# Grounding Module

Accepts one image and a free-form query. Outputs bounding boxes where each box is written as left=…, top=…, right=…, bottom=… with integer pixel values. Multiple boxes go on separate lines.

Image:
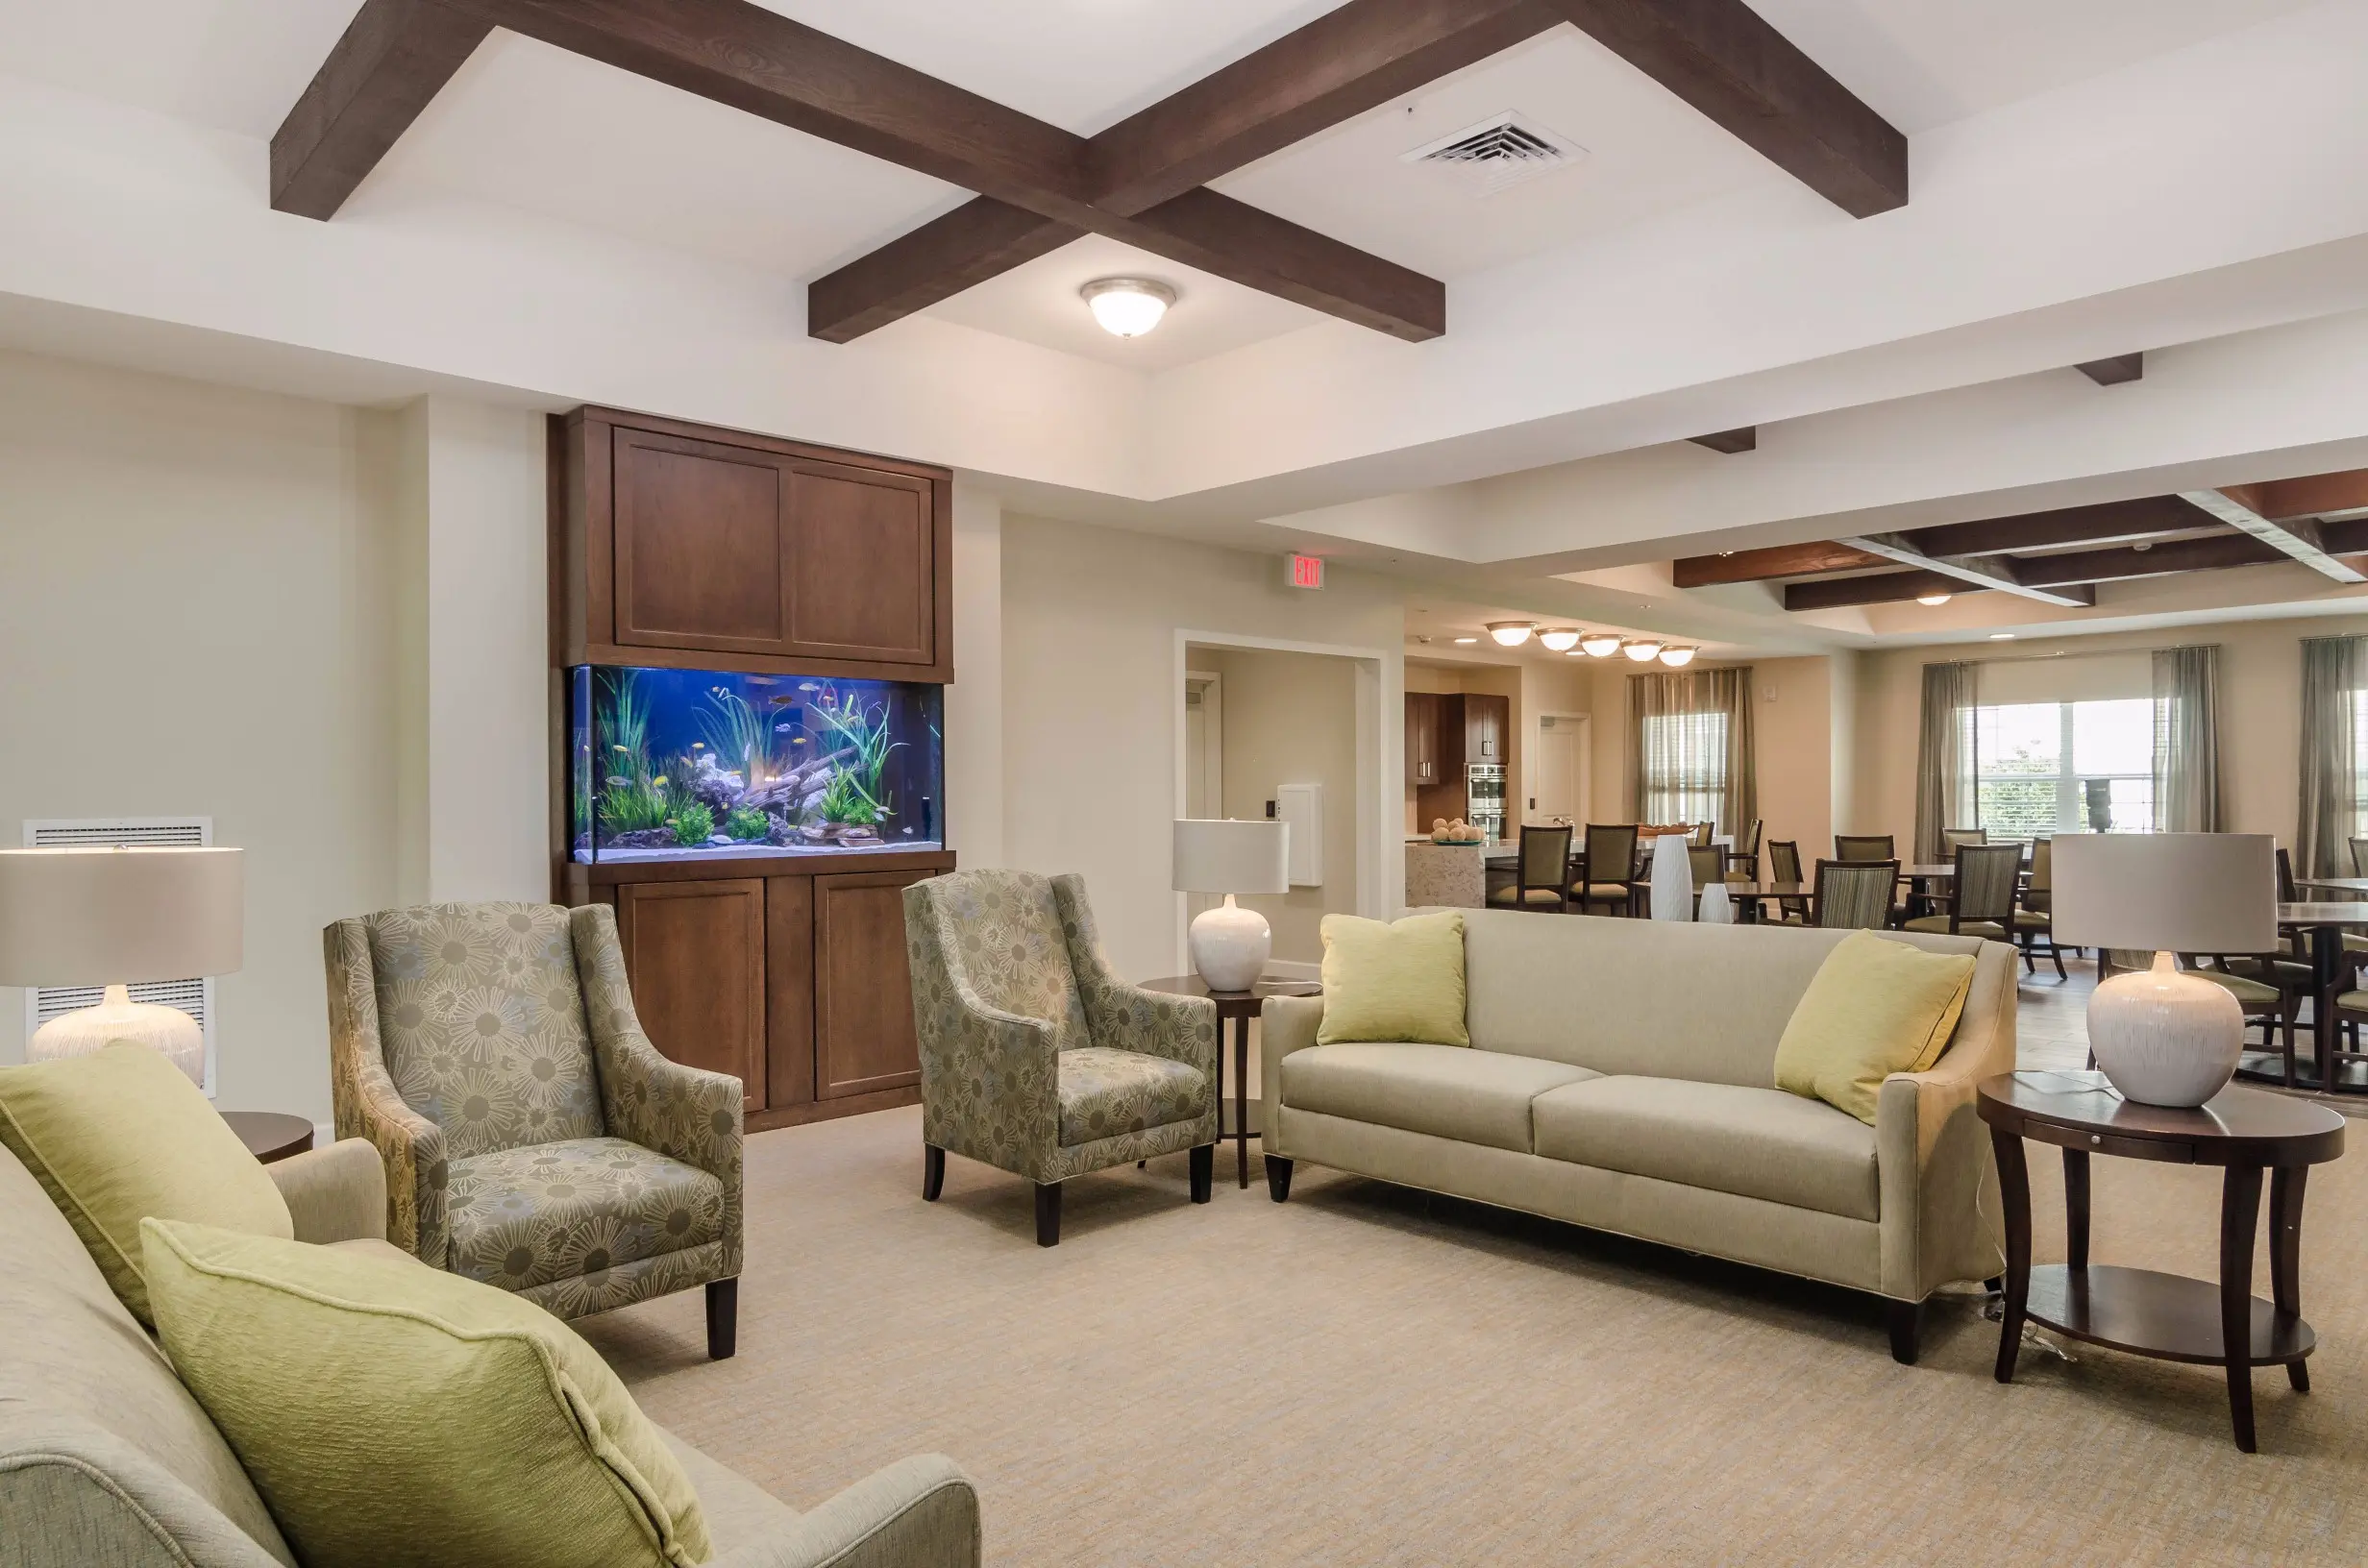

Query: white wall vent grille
left=21, top=817, right=217, bottom=1097
left=1402, top=113, right=1587, bottom=197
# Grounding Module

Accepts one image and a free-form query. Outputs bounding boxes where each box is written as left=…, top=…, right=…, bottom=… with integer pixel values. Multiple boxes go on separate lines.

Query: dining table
left=2230, top=900, right=2368, bottom=1094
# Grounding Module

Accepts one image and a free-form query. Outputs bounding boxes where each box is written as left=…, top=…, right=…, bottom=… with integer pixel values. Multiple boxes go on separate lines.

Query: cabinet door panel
left=813, top=870, right=926, bottom=1100
left=764, top=876, right=816, bottom=1113
left=615, top=879, right=766, bottom=1111
left=785, top=461, right=934, bottom=664
left=612, top=430, right=792, bottom=653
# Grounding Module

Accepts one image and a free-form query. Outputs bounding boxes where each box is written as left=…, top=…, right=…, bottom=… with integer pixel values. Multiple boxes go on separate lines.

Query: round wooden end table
left=1140, top=976, right=1321, bottom=1190
left=1977, top=1071, right=2345, bottom=1452
left=220, top=1111, right=316, bottom=1165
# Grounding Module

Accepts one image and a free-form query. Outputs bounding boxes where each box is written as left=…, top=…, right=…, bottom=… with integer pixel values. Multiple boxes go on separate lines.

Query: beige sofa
left=1260, top=913, right=2015, bottom=1360
left=0, top=1136, right=979, bottom=1568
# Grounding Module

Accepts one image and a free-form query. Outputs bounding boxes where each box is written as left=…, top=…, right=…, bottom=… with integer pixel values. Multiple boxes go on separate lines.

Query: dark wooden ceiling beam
left=269, top=0, right=494, bottom=219
left=1672, top=540, right=1884, bottom=587
left=1104, top=188, right=1443, bottom=340
left=2075, top=353, right=2144, bottom=386
left=1839, top=532, right=2096, bottom=606
left=2179, top=490, right=2368, bottom=584
left=2013, top=533, right=2282, bottom=585
left=1540, top=0, right=1907, bottom=217
left=1688, top=428, right=1756, bottom=454
left=1900, top=496, right=2213, bottom=557
left=809, top=200, right=1081, bottom=345
left=1785, top=572, right=2097, bottom=612
left=2222, top=469, right=2368, bottom=522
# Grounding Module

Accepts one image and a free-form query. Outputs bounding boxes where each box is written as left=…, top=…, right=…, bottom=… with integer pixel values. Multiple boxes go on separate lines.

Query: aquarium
left=571, top=666, right=943, bottom=863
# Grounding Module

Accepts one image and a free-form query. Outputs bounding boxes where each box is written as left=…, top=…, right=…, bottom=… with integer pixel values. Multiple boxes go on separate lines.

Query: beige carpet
left=585, top=1082, right=2368, bottom=1566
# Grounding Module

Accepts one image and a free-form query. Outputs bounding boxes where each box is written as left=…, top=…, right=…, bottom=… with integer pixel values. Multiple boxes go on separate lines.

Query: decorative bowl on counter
left=1428, top=818, right=1487, bottom=845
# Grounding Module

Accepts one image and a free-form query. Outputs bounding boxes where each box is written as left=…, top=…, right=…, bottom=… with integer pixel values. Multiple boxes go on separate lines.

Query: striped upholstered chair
left=1810, top=859, right=1898, bottom=930
left=323, top=902, right=744, bottom=1356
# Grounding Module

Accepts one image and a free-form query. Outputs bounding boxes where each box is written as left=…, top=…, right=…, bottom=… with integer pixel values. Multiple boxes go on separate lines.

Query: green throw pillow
left=1774, top=931, right=1977, bottom=1124
left=141, top=1219, right=711, bottom=1568
left=1316, top=911, right=1468, bottom=1046
left=0, top=1041, right=292, bottom=1326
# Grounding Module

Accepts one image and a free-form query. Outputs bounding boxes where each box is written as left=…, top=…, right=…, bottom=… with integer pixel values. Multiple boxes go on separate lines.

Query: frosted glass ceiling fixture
left=1579, top=632, right=1623, bottom=658
left=1081, top=277, right=1176, bottom=338
left=1452, top=636, right=1478, bottom=645
left=1486, top=622, right=1535, bottom=647
left=1538, top=628, right=1581, bottom=652
left=1916, top=592, right=1953, bottom=606
left=1658, top=646, right=1697, bottom=667
left=1620, top=639, right=1664, bottom=662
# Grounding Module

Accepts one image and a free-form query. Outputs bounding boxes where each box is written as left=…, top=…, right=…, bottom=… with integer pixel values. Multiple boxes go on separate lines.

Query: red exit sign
left=1285, top=552, right=1325, bottom=589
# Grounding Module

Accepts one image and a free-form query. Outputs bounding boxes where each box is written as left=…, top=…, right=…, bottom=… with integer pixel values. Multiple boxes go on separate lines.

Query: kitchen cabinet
left=1465, top=694, right=1508, bottom=765
left=1406, top=692, right=1445, bottom=787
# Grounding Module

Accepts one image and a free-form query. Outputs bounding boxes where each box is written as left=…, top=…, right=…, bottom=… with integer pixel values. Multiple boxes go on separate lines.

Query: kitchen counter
left=1404, top=839, right=1484, bottom=909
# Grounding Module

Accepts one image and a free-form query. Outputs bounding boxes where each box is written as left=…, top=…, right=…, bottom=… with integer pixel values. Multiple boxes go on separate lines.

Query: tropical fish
left=775, top=723, right=795, bottom=733
left=797, top=681, right=820, bottom=692
left=604, top=775, right=629, bottom=787
left=748, top=676, right=778, bottom=686
left=653, top=776, right=668, bottom=787
left=691, top=741, right=705, bottom=749
left=792, top=736, right=808, bottom=745
left=611, top=745, right=629, bottom=753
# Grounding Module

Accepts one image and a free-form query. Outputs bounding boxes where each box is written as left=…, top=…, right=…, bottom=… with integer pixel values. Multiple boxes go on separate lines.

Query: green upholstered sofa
left=1260, top=911, right=2016, bottom=1362
left=0, top=1135, right=980, bottom=1568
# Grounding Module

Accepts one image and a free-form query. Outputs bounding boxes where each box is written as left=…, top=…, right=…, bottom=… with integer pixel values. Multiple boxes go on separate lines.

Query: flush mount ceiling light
left=1658, top=646, right=1697, bottom=667
left=1538, top=628, right=1582, bottom=652
left=1452, top=636, right=1477, bottom=645
left=1916, top=592, right=1953, bottom=606
left=1486, top=621, right=1536, bottom=648
left=1621, top=639, right=1664, bottom=662
left=1080, top=277, right=1176, bottom=338
left=1579, top=632, right=1623, bottom=658
left=1989, top=632, right=2016, bottom=640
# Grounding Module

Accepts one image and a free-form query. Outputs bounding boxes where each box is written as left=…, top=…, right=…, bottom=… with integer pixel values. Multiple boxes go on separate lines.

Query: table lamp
left=0, top=846, right=244, bottom=1086
left=2052, top=833, right=2274, bottom=1107
left=1172, top=819, right=1290, bottom=992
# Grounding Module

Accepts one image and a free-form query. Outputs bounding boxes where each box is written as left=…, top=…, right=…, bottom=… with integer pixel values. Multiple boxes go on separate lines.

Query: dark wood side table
left=220, top=1111, right=315, bottom=1165
left=1142, top=975, right=1322, bottom=1189
left=1978, top=1072, right=2345, bottom=1452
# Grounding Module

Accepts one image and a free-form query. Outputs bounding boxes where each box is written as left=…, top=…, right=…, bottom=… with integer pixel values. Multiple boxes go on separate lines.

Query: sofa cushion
left=445, top=1137, right=725, bottom=1294
left=0, top=1041, right=293, bottom=1327
left=1317, top=911, right=1468, bottom=1046
left=1281, top=1043, right=1597, bottom=1153
left=142, top=1217, right=711, bottom=1568
left=1774, top=930, right=1975, bottom=1124
left=1057, top=1047, right=1208, bottom=1147
left=1531, top=1076, right=1879, bottom=1221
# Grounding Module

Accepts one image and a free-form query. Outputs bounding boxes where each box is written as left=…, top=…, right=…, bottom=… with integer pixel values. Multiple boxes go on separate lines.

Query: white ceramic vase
left=1649, top=835, right=1694, bottom=921
left=1188, top=894, right=1271, bottom=992
left=1697, top=880, right=1735, bottom=924
left=2086, top=951, right=2244, bottom=1107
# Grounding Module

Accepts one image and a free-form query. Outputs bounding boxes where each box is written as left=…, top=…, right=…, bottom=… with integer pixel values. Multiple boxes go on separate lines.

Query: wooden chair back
left=1582, top=822, right=1640, bottom=889
left=1687, top=845, right=1725, bottom=887
left=1940, top=827, right=1987, bottom=850
left=1953, top=842, right=2025, bottom=926
left=1835, top=834, right=1895, bottom=863
left=1813, top=859, right=1898, bottom=930
left=2351, top=836, right=2368, bottom=876
left=1516, top=824, right=1573, bottom=900
left=1768, top=840, right=1803, bottom=885
left=1690, top=821, right=1714, bottom=846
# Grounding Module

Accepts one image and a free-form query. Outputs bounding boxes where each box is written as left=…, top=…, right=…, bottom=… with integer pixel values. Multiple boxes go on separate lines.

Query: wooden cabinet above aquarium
left=553, top=406, right=953, bottom=683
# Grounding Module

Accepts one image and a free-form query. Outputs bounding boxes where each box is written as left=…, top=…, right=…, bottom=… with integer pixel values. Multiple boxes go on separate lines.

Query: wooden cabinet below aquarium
left=568, top=848, right=952, bottom=1132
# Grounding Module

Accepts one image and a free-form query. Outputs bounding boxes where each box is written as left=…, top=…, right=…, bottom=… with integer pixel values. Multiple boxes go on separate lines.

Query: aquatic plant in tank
left=572, top=667, right=943, bottom=863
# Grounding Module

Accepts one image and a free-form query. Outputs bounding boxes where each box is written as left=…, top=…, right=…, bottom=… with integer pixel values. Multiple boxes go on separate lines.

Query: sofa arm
left=1259, top=994, right=1326, bottom=1149
left=268, top=1139, right=388, bottom=1245
left=706, top=1456, right=981, bottom=1568
left=1875, top=942, right=2017, bottom=1300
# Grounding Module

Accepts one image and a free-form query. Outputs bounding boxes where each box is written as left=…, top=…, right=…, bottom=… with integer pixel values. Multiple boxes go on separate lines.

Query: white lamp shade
left=0, top=847, right=244, bottom=986
left=1172, top=820, right=1289, bottom=895
left=2052, top=833, right=2275, bottom=955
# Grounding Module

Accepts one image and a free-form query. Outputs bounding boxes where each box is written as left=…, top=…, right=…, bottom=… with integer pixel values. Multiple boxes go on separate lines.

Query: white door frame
left=1172, top=629, right=1395, bottom=977
left=1184, top=670, right=1223, bottom=820
left=1533, top=711, right=1591, bottom=826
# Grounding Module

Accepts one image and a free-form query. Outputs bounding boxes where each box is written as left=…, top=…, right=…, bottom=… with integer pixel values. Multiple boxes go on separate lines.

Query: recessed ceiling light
left=1080, top=277, right=1176, bottom=338
left=1486, top=621, right=1535, bottom=648
left=1621, top=639, right=1664, bottom=662
left=1452, top=636, right=1478, bottom=645
left=1658, top=646, right=1697, bottom=667
left=1989, top=632, right=2015, bottom=640
left=1538, top=627, right=1582, bottom=652
left=1579, top=633, right=1622, bottom=657
left=1916, top=593, right=1953, bottom=606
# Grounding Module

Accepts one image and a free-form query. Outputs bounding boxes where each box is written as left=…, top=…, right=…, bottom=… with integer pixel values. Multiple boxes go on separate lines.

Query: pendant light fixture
left=1620, top=638, right=1664, bottom=662
left=1658, top=646, right=1697, bottom=667
left=1579, top=632, right=1623, bottom=658
left=1081, top=278, right=1177, bottom=338
left=1915, top=592, right=1953, bottom=606
left=1485, top=621, right=1536, bottom=648
left=1538, top=628, right=1582, bottom=652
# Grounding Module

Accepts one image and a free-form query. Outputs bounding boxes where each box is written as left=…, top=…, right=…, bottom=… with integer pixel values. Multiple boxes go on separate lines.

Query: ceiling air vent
left=1402, top=112, right=1587, bottom=197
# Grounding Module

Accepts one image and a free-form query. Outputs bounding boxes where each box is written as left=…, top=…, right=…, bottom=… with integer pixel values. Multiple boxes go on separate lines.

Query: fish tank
left=570, top=666, right=943, bottom=863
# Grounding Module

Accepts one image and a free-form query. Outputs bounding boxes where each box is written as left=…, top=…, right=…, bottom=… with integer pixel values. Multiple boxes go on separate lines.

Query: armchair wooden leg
left=1886, top=1297, right=1924, bottom=1365
left=1189, top=1144, right=1214, bottom=1204
left=1034, top=1182, right=1062, bottom=1247
left=922, top=1143, right=945, bottom=1201
left=705, top=1278, right=738, bottom=1360
left=1265, top=1155, right=1294, bottom=1202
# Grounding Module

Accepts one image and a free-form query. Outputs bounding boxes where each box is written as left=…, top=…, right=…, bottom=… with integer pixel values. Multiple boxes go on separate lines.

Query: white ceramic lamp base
left=1189, top=894, right=1271, bottom=993
left=2086, top=951, right=2243, bottom=1108
left=29, top=982, right=207, bottom=1088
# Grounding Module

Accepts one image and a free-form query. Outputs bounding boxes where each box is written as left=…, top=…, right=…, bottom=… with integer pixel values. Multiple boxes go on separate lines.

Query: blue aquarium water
left=571, top=667, right=943, bottom=863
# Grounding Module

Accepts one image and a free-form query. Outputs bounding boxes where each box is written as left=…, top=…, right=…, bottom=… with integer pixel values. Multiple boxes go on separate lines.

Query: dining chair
left=1810, top=859, right=1898, bottom=930
left=1834, top=834, right=1895, bottom=862
left=1939, top=827, right=1987, bottom=850
left=1488, top=824, right=1573, bottom=913
left=2179, top=954, right=2300, bottom=1087
left=2351, top=836, right=2368, bottom=876
left=1571, top=823, right=1641, bottom=916
left=1765, top=839, right=1808, bottom=925
left=1733, top=819, right=1764, bottom=880
left=1903, top=842, right=2022, bottom=940
left=2011, top=837, right=2067, bottom=979
left=1686, top=844, right=1726, bottom=891
left=1690, top=821, right=1714, bottom=846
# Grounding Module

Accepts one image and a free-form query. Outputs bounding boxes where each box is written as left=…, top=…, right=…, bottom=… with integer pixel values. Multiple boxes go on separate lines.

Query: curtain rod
left=1927, top=643, right=2218, bottom=669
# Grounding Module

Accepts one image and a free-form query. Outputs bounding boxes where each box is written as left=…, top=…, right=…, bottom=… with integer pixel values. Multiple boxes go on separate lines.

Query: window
left=1640, top=709, right=1729, bottom=827
left=2354, top=689, right=2368, bottom=834
left=1973, top=698, right=2154, bottom=836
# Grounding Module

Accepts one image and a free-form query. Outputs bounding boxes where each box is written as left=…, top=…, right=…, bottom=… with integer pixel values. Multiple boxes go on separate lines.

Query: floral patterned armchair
left=322, top=902, right=744, bottom=1356
left=902, top=870, right=1219, bottom=1246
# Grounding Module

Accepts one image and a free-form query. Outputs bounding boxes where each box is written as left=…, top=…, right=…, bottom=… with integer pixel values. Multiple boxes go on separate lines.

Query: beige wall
left=1751, top=656, right=1837, bottom=862
left=1193, top=647, right=1361, bottom=966
left=0, top=351, right=407, bottom=1117
left=1849, top=615, right=2368, bottom=852
left=1000, top=513, right=1404, bottom=982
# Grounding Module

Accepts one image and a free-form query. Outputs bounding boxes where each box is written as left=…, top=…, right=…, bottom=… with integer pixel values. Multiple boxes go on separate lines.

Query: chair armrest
left=322, top=919, right=450, bottom=1266
left=268, top=1139, right=388, bottom=1244
left=1874, top=942, right=2016, bottom=1300
left=1077, top=968, right=1219, bottom=1077
left=1259, top=994, right=1326, bottom=1148
left=706, top=1456, right=981, bottom=1568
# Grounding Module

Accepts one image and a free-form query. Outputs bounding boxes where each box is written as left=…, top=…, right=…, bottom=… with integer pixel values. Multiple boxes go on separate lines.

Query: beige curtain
left=1913, top=661, right=1979, bottom=864
left=2297, top=635, right=2368, bottom=877
left=2151, top=645, right=2223, bottom=833
left=1629, top=667, right=1755, bottom=836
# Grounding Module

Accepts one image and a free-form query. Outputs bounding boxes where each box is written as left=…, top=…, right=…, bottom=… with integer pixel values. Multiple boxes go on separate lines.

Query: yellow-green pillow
left=140, top=1219, right=710, bottom=1568
left=0, top=1041, right=291, bottom=1325
left=1316, top=911, right=1468, bottom=1046
left=1774, top=931, right=1977, bottom=1124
